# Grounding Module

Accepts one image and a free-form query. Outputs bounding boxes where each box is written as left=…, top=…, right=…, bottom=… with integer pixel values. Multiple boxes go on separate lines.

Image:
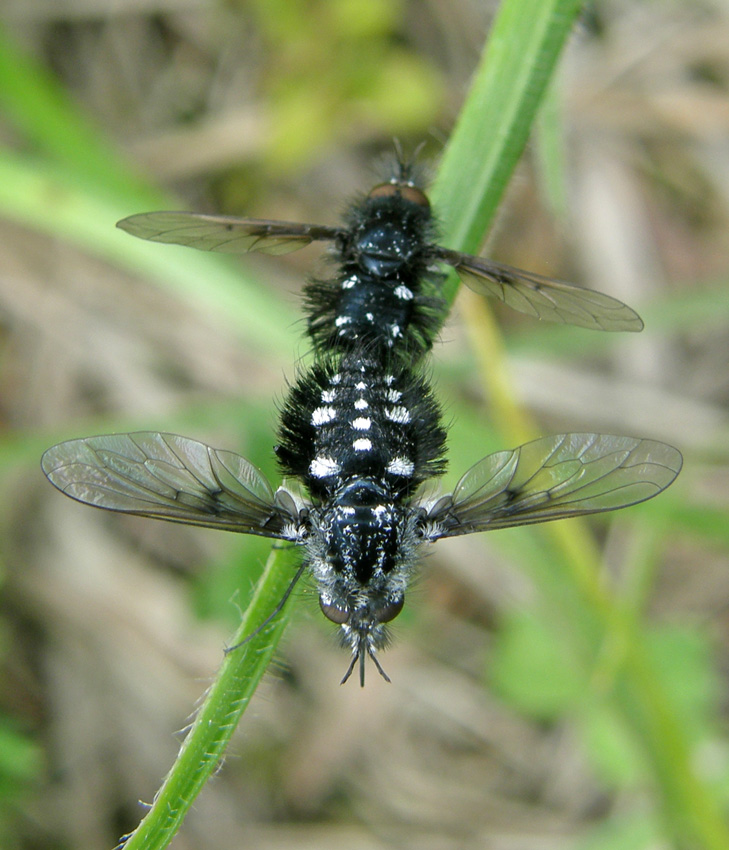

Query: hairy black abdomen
left=276, top=351, right=447, bottom=500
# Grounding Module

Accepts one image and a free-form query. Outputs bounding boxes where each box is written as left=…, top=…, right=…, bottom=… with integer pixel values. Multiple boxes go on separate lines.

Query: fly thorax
left=350, top=198, right=429, bottom=278
left=324, top=480, right=401, bottom=583
left=304, top=477, right=422, bottom=636
left=311, top=482, right=412, bottom=658
left=355, top=222, right=416, bottom=277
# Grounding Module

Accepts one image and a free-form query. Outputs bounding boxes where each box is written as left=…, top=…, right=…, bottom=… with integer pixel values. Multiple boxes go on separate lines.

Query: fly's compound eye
left=373, top=596, right=404, bottom=624
left=319, top=596, right=350, bottom=625
left=367, top=182, right=430, bottom=211
left=399, top=185, right=430, bottom=209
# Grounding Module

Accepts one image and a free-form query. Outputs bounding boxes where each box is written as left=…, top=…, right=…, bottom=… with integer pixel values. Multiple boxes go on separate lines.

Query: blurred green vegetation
left=248, top=0, right=444, bottom=169
left=0, top=2, right=727, bottom=850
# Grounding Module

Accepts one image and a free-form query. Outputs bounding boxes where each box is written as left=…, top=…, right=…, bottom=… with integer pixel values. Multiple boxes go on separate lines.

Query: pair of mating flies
left=42, top=155, right=681, bottom=685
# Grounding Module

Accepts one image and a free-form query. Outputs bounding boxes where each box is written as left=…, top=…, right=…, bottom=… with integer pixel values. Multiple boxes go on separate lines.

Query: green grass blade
left=0, top=21, right=153, bottom=202
left=0, top=150, right=297, bottom=355
left=423, top=1, right=729, bottom=847
left=431, top=0, right=583, bottom=271
left=120, top=544, right=299, bottom=850
left=110, top=6, right=593, bottom=847
left=0, top=22, right=298, bottom=355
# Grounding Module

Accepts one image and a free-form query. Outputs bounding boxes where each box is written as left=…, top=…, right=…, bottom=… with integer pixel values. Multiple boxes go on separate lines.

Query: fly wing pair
left=117, top=211, right=643, bottom=332
left=420, top=433, right=681, bottom=539
left=41, top=432, right=304, bottom=539
left=42, top=432, right=681, bottom=541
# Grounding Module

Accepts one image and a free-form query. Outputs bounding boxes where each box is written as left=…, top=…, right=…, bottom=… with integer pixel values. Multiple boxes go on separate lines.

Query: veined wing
left=423, top=433, right=681, bottom=539
left=117, top=212, right=343, bottom=256
left=436, top=248, right=644, bottom=332
left=41, top=432, right=304, bottom=538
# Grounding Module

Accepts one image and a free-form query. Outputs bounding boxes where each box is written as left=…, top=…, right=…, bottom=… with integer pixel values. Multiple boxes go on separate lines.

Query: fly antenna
left=340, top=651, right=359, bottom=685
left=339, top=642, right=391, bottom=686
left=368, top=645, right=391, bottom=684
left=392, top=139, right=427, bottom=183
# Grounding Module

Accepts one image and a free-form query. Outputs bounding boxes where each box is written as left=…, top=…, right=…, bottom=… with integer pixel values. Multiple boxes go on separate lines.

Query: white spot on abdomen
left=312, top=406, right=336, bottom=425
left=309, top=456, right=340, bottom=477
left=387, top=457, right=414, bottom=476
left=386, top=406, right=410, bottom=424
left=353, top=438, right=372, bottom=452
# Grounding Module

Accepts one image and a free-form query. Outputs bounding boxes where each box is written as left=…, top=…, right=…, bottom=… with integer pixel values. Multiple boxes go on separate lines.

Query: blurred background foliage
left=0, top=1, right=727, bottom=849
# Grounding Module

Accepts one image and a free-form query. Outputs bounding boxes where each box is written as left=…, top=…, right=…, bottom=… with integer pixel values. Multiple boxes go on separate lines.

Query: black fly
left=117, top=154, right=644, bottom=351
left=42, top=426, right=681, bottom=685
left=42, top=151, right=679, bottom=685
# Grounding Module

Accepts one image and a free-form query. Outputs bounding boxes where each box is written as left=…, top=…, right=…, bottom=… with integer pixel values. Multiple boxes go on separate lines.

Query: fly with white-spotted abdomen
left=117, top=149, right=646, bottom=356
left=41, top=425, right=683, bottom=685
left=274, top=348, right=447, bottom=683
left=42, top=149, right=684, bottom=685
left=302, top=165, right=447, bottom=358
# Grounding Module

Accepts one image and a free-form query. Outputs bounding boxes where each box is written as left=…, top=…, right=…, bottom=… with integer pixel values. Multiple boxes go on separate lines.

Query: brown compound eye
left=367, top=182, right=399, bottom=200
left=374, top=596, right=404, bottom=624
left=319, top=596, right=350, bottom=624
left=367, top=182, right=430, bottom=210
left=398, top=185, right=430, bottom=209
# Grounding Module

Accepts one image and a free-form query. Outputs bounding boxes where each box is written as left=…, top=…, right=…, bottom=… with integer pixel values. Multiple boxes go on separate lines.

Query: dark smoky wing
left=117, top=212, right=343, bottom=256
left=436, top=248, right=644, bottom=332
left=41, top=432, right=303, bottom=538
left=423, top=433, right=681, bottom=539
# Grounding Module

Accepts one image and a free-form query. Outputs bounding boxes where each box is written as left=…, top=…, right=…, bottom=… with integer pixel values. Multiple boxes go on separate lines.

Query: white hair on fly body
left=386, top=457, right=414, bottom=476
left=312, top=406, right=337, bottom=425
left=309, top=455, right=341, bottom=477
left=386, top=406, right=410, bottom=424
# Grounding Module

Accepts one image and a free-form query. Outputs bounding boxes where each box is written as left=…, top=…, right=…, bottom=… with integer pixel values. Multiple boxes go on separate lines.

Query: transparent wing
left=41, top=432, right=304, bottom=538
left=423, top=433, right=681, bottom=539
left=436, top=248, right=644, bottom=332
left=117, top=212, right=343, bottom=255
